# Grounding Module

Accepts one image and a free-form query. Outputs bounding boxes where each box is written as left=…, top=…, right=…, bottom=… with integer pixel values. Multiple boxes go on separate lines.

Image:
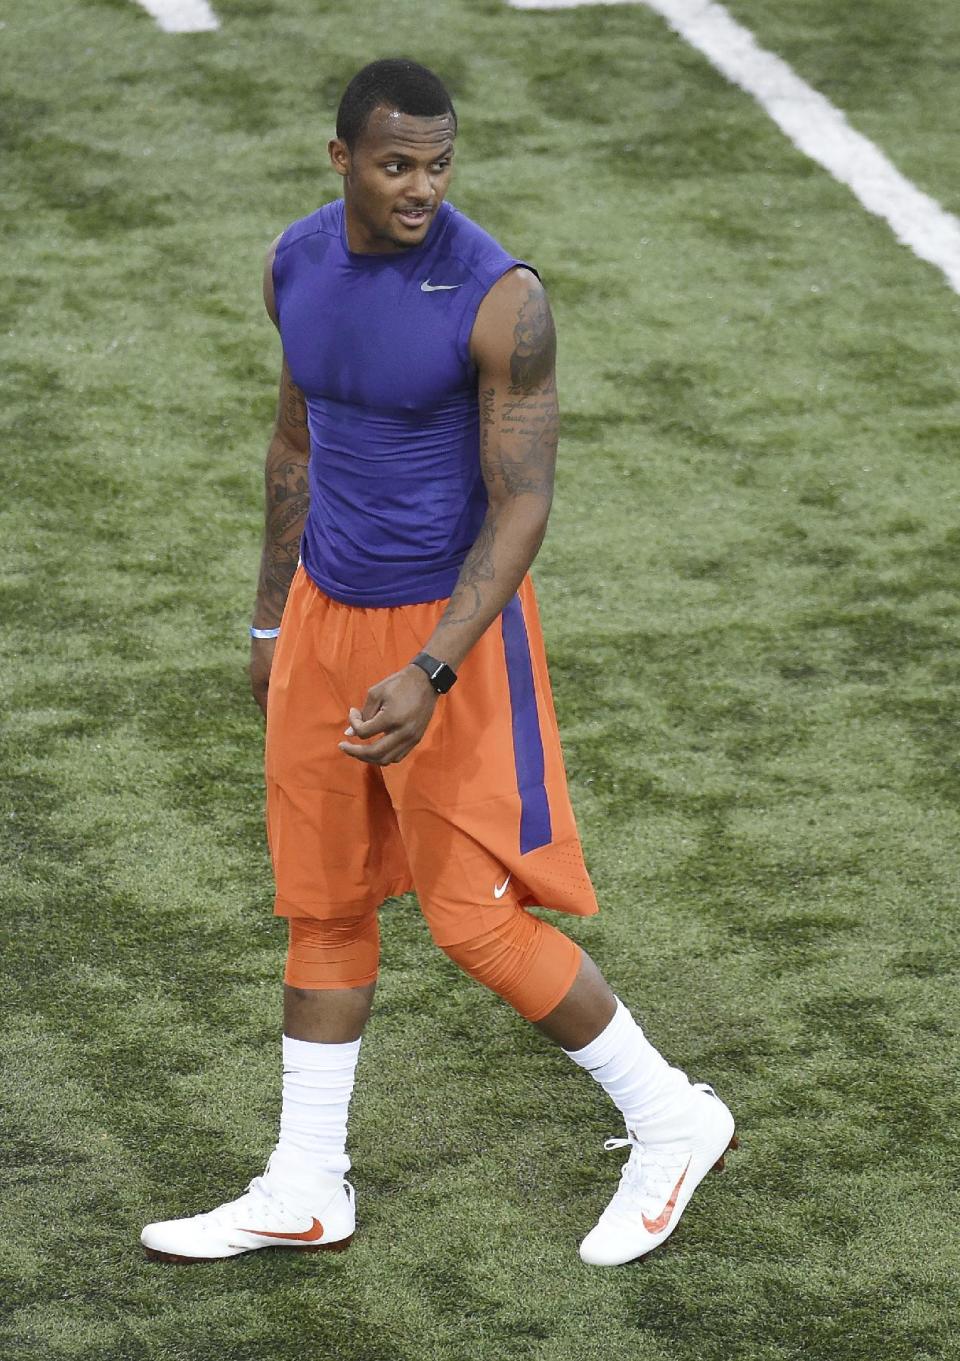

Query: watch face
left=412, top=652, right=457, bottom=693
left=432, top=663, right=456, bottom=694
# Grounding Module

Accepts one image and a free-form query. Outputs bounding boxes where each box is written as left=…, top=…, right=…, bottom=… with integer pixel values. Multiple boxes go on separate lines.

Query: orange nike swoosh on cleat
left=642, top=1160, right=691, bottom=1234
left=239, top=1218, right=325, bottom=1242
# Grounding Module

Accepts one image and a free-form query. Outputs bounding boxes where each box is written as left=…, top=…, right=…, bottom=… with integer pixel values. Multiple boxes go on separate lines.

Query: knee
left=285, top=912, right=380, bottom=990
left=439, top=910, right=581, bottom=1023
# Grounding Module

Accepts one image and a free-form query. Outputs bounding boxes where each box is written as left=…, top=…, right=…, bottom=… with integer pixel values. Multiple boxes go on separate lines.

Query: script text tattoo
left=497, top=284, right=558, bottom=500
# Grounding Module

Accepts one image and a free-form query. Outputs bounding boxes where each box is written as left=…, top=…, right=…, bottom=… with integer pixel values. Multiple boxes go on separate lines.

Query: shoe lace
left=602, top=1135, right=685, bottom=1210
left=212, top=1172, right=351, bottom=1230
left=211, top=1176, right=283, bottom=1229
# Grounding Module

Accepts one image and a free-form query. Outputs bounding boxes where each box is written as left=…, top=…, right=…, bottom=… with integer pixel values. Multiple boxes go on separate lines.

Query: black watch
left=410, top=652, right=458, bottom=694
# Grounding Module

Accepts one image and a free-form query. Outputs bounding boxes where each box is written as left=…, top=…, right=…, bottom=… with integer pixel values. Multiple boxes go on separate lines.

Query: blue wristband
left=250, top=626, right=280, bottom=639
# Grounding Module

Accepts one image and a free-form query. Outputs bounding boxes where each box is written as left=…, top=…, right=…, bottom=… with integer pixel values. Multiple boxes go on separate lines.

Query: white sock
left=263, top=1034, right=360, bottom=1205
left=564, top=999, right=692, bottom=1133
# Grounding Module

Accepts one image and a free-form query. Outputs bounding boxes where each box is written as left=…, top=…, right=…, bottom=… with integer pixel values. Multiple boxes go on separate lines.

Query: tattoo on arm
left=257, top=445, right=309, bottom=614
left=436, top=512, right=499, bottom=628
left=482, top=285, right=559, bottom=501
left=430, top=281, right=558, bottom=640
left=479, top=289, right=561, bottom=503
left=280, top=371, right=306, bottom=433
left=256, top=366, right=309, bottom=618
left=509, top=286, right=557, bottom=395
left=494, top=391, right=558, bottom=497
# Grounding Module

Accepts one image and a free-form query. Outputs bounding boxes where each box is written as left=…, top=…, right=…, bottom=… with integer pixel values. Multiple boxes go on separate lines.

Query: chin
left=388, top=228, right=427, bottom=250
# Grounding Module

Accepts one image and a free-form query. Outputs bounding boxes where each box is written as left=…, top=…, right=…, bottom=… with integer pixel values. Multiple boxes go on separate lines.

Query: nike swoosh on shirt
left=493, top=875, right=512, bottom=899
left=641, top=1160, right=691, bottom=1235
left=421, top=280, right=461, bottom=292
left=238, top=1218, right=325, bottom=1242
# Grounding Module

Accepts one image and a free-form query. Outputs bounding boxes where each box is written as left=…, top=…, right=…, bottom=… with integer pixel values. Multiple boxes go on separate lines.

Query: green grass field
left=3, top=1, right=960, bottom=1357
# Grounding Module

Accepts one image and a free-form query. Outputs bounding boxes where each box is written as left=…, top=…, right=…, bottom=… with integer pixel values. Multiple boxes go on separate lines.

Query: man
left=141, top=58, right=735, bottom=1268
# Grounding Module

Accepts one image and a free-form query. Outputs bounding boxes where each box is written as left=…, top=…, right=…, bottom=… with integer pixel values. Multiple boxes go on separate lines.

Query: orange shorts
left=265, top=567, right=599, bottom=947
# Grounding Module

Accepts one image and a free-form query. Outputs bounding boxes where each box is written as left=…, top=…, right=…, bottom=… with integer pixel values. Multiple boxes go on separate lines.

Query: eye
left=384, top=161, right=406, bottom=175
left=432, top=159, right=451, bottom=173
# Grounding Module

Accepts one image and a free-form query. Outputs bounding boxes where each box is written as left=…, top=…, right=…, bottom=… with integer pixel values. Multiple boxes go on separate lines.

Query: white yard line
left=131, top=0, right=219, bottom=32
left=509, top=0, right=960, bottom=293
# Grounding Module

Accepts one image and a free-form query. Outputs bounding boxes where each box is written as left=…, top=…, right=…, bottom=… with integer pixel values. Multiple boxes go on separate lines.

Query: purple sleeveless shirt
left=272, top=199, right=526, bottom=607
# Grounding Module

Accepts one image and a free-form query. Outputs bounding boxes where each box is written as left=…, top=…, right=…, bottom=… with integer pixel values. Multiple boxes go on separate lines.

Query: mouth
left=395, top=206, right=432, bottom=229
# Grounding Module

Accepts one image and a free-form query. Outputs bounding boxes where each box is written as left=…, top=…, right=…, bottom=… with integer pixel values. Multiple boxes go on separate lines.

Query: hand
left=339, top=665, right=439, bottom=765
left=249, top=635, right=277, bottom=717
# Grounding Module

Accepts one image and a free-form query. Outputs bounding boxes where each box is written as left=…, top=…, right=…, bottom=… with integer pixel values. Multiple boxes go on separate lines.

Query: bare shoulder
left=263, top=232, right=284, bottom=327
left=471, top=267, right=556, bottom=393
left=487, top=264, right=545, bottom=308
left=473, top=266, right=548, bottom=339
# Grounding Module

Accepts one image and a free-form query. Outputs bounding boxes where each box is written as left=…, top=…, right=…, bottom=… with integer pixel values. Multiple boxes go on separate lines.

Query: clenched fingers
left=338, top=731, right=418, bottom=765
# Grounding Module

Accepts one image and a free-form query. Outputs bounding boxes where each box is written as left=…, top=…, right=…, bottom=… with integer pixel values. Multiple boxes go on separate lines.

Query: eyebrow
left=380, top=143, right=455, bottom=161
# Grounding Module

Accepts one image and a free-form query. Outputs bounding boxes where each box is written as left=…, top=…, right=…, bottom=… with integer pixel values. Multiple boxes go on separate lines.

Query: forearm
left=252, top=433, right=310, bottom=628
left=421, top=495, right=551, bottom=669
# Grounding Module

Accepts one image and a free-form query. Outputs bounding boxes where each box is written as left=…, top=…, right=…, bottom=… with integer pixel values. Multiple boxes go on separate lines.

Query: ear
left=328, top=138, right=350, bottom=179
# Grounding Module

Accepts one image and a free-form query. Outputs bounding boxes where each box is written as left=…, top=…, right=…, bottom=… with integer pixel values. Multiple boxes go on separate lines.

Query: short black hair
left=336, top=58, right=457, bottom=149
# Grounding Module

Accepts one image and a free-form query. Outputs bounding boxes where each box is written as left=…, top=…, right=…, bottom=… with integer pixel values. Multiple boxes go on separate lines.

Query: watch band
left=410, top=651, right=458, bottom=694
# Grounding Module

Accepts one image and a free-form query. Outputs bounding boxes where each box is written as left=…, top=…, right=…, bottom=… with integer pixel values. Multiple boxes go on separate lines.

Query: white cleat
left=579, top=1083, right=737, bottom=1266
left=141, top=1173, right=355, bottom=1263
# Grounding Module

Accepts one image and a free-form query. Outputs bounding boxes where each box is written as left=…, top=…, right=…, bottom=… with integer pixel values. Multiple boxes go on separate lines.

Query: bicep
left=472, top=269, right=558, bottom=505
left=263, top=234, right=309, bottom=455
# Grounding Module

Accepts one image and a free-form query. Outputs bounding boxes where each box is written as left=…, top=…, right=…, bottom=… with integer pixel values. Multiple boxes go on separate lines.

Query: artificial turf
left=2, top=1, right=959, bottom=1357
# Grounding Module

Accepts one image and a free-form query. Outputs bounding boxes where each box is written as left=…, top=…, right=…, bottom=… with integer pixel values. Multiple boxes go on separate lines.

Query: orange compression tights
left=437, top=910, right=582, bottom=1023
left=285, top=906, right=581, bottom=1024
left=285, top=913, right=381, bottom=991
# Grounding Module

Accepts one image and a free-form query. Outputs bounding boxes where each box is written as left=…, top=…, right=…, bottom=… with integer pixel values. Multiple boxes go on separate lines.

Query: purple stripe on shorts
left=501, top=594, right=553, bottom=855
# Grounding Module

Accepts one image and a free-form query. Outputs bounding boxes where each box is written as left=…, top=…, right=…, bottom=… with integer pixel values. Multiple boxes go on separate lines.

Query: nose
left=409, top=167, right=433, bottom=203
